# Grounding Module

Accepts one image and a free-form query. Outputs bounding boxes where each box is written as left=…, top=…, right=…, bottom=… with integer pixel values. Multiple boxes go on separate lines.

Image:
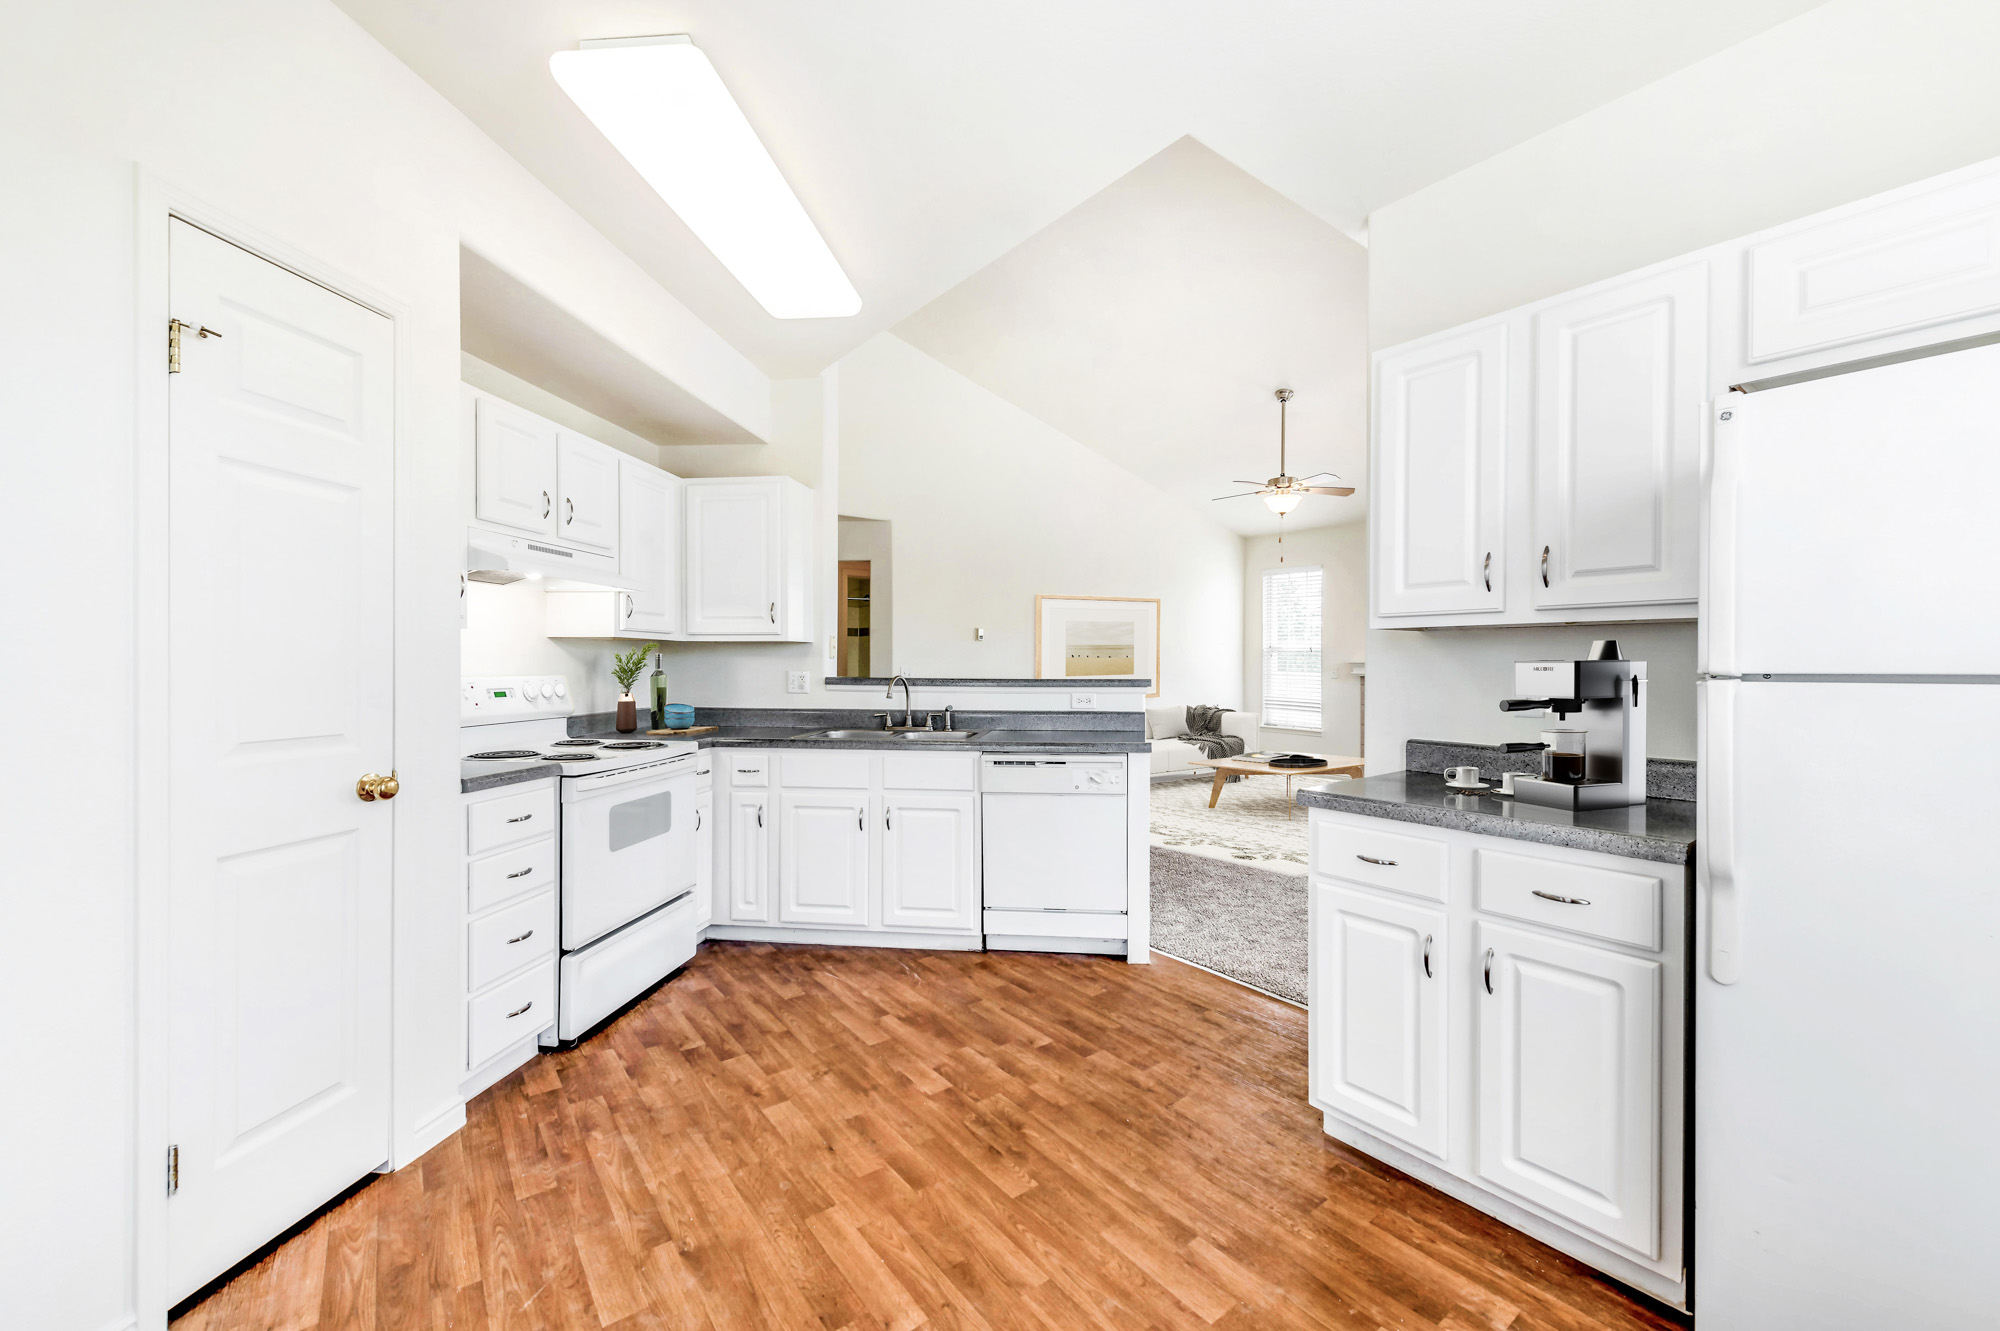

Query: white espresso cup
left=1445, top=765, right=1482, bottom=786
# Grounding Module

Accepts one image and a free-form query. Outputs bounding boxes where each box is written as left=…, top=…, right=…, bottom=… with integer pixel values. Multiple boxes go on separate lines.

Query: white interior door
left=1477, top=921, right=1660, bottom=1258
left=166, top=219, right=394, bottom=1300
left=556, top=429, right=619, bottom=552
left=1372, top=322, right=1508, bottom=617
left=472, top=394, right=556, bottom=536
left=1310, top=883, right=1447, bottom=1158
left=685, top=480, right=781, bottom=635
left=1709, top=343, right=2000, bottom=674
left=1532, top=263, right=1704, bottom=609
left=881, top=793, right=977, bottom=931
left=779, top=791, right=871, bottom=926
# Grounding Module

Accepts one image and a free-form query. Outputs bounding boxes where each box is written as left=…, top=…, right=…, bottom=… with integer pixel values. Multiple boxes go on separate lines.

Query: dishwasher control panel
left=981, top=757, right=1126, bottom=794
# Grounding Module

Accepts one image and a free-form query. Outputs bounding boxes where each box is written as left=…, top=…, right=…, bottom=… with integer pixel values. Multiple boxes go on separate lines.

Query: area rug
left=1149, top=773, right=1348, bottom=873
left=1150, top=846, right=1308, bottom=1006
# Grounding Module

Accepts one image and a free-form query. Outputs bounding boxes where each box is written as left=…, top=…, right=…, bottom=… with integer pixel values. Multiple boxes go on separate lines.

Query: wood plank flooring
left=172, top=943, right=1681, bottom=1330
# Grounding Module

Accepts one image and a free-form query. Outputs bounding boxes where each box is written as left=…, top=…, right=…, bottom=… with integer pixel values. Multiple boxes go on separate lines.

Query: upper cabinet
left=1373, top=322, right=1509, bottom=619
left=473, top=395, right=558, bottom=537
left=684, top=477, right=813, bottom=641
left=1531, top=264, right=1705, bottom=610
left=554, top=430, right=619, bottom=552
left=616, top=458, right=681, bottom=637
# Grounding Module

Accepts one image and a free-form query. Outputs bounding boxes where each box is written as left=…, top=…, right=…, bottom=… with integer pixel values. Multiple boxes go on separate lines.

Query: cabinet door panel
left=1533, top=264, right=1703, bottom=608
left=618, top=458, right=680, bottom=636
left=556, top=430, right=619, bottom=552
left=779, top=792, right=870, bottom=927
left=1373, top=323, right=1508, bottom=617
left=685, top=480, right=781, bottom=636
left=881, top=794, right=977, bottom=932
left=1477, top=921, right=1661, bottom=1258
left=694, top=787, right=714, bottom=929
left=727, top=791, right=770, bottom=923
left=1311, top=883, right=1447, bottom=1158
left=473, top=396, right=557, bottom=536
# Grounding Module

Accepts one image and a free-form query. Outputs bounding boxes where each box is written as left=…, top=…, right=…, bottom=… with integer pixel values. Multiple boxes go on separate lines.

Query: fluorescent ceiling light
left=551, top=35, right=861, bottom=320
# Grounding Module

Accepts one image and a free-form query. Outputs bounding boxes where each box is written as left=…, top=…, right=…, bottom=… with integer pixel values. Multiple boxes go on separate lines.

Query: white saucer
left=1444, top=780, right=1491, bottom=792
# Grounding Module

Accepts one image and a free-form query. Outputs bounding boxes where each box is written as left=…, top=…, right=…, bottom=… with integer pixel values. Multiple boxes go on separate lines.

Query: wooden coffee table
left=1189, top=754, right=1366, bottom=817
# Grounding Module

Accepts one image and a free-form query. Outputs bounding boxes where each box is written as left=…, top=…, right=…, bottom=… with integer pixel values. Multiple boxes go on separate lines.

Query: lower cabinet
left=881, top=792, right=978, bottom=932
left=727, top=790, right=771, bottom=923
left=1477, top=921, right=1662, bottom=1258
left=1311, top=884, right=1447, bottom=1159
left=461, top=780, right=560, bottom=1090
left=780, top=790, right=871, bottom=926
left=693, top=780, right=714, bottom=929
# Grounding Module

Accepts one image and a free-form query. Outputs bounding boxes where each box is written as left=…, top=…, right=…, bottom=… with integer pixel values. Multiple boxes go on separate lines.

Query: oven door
left=560, top=756, right=698, bottom=950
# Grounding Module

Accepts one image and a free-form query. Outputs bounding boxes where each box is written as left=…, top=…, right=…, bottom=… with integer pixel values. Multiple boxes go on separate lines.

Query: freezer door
left=1697, top=680, right=2000, bottom=1329
left=1705, top=342, right=2000, bottom=675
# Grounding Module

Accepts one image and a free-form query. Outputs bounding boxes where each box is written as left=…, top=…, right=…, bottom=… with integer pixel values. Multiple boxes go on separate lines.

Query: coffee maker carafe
left=1498, top=641, right=1647, bottom=810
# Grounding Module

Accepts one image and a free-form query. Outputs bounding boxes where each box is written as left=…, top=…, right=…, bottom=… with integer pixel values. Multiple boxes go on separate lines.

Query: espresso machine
left=1498, top=640, right=1647, bottom=810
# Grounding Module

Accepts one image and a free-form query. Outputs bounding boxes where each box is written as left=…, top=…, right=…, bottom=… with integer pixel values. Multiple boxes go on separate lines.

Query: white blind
left=1261, top=566, right=1323, bottom=731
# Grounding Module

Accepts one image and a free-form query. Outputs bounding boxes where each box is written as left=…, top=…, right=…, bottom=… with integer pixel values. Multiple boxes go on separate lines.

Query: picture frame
left=1033, top=595, right=1160, bottom=697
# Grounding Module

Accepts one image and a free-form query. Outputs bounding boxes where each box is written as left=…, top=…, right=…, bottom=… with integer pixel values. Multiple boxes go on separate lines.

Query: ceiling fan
left=1215, top=388, right=1354, bottom=518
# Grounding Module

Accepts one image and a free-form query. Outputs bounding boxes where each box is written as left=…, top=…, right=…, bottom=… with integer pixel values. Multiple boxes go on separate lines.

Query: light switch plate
left=1070, top=692, right=1098, bottom=709
left=786, top=671, right=809, bottom=694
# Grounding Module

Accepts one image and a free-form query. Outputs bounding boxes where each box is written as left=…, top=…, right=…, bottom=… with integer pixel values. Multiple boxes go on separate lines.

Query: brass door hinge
left=168, top=318, right=222, bottom=374
left=167, top=1143, right=180, bottom=1196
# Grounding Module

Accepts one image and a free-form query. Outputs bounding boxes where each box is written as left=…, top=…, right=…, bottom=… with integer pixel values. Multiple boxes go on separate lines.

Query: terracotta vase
left=616, top=694, right=637, bottom=733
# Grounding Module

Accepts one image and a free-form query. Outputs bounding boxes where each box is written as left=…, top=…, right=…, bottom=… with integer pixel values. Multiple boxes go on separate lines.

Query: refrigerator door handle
left=1704, top=400, right=1742, bottom=676
left=1707, top=678, right=1741, bottom=984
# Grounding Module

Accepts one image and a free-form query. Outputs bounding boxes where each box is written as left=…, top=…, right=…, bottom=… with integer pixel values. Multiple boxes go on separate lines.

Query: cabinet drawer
left=466, top=785, right=555, bottom=854
left=882, top=751, right=977, bottom=791
left=724, top=753, right=769, bottom=787
left=1314, top=819, right=1448, bottom=902
left=469, top=890, right=557, bottom=991
left=468, top=959, right=554, bottom=1070
left=778, top=749, right=871, bottom=789
left=1476, top=849, right=1661, bottom=951
left=467, top=837, right=555, bottom=914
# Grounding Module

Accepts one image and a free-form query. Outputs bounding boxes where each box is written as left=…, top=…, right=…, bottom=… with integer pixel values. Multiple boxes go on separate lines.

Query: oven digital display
left=491, top=689, right=509, bottom=698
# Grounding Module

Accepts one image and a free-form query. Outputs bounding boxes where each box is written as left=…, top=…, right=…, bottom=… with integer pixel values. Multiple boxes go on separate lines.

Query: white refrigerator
left=1699, top=341, right=2000, bottom=1327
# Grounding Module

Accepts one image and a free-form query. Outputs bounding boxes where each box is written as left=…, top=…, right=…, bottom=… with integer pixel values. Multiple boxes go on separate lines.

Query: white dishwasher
left=981, top=755, right=1130, bottom=955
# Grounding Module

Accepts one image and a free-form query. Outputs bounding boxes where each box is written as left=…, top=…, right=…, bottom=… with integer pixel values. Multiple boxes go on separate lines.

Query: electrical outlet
left=975, top=626, right=985, bottom=641
left=786, top=671, right=809, bottom=695
left=1070, top=692, right=1098, bottom=710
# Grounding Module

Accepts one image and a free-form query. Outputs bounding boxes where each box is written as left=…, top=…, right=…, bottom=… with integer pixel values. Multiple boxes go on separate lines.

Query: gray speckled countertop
left=460, top=759, right=561, bottom=793
left=1296, top=771, right=1695, bottom=864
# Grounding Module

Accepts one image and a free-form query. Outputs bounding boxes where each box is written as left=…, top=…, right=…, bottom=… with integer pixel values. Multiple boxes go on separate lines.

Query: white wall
left=840, top=333, right=1244, bottom=702
left=1241, top=525, right=1368, bottom=756
left=0, top=3, right=768, bottom=1327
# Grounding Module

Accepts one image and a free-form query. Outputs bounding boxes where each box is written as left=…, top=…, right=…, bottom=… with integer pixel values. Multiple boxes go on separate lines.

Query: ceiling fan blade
left=1299, top=471, right=1345, bottom=482
left=1212, top=491, right=1267, bottom=501
left=1303, top=486, right=1356, bottom=496
left=1230, top=481, right=1270, bottom=488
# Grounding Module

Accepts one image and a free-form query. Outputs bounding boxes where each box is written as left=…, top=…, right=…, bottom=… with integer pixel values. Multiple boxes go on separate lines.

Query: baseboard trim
left=704, top=925, right=982, bottom=951
left=406, top=1098, right=468, bottom=1165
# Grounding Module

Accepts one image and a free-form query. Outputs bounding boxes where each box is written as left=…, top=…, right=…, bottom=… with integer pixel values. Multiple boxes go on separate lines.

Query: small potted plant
left=610, top=643, right=654, bottom=733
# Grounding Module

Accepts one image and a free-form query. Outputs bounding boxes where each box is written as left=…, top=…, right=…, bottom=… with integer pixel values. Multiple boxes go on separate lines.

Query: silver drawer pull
left=1484, top=948, right=1495, bottom=995
left=1531, top=890, right=1591, bottom=906
left=506, top=1000, right=534, bottom=1018
left=506, top=929, right=534, bottom=944
left=505, top=813, right=533, bottom=824
left=506, top=867, right=534, bottom=879
left=1357, top=854, right=1397, bottom=867
left=1422, top=934, right=1433, bottom=979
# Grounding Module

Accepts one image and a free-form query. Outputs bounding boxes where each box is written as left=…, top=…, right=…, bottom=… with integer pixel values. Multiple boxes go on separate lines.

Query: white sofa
left=1144, top=702, right=1259, bottom=782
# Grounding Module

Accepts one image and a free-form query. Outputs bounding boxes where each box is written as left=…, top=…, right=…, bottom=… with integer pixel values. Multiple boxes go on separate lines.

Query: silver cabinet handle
left=1483, top=551, right=1491, bottom=593
left=695, top=809, right=702, bottom=832
left=505, top=866, right=533, bottom=879
left=1422, top=934, right=1433, bottom=979
left=1357, top=854, right=1397, bottom=867
left=1541, top=545, right=1550, bottom=588
left=541, top=490, right=551, bottom=519
left=768, top=601, right=776, bottom=624
left=507, top=1000, right=534, bottom=1018
left=1484, top=948, right=1495, bottom=995
left=506, top=929, right=534, bottom=944
left=1531, top=890, right=1590, bottom=906
left=622, top=592, right=633, bottom=622
left=756, top=804, right=763, bottom=828
left=857, top=808, right=864, bottom=832
left=885, top=807, right=892, bottom=831
left=565, top=496, right=575, bottom=525
left=506, top=813, right=533, bottom=824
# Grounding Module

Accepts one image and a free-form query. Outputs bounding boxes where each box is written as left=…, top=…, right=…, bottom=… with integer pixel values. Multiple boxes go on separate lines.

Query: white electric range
left=461, top=676, right=700, bottom=1040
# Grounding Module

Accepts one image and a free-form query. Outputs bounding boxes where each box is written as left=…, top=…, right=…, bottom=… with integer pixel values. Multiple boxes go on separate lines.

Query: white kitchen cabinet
left=683, top=477, right=813, bottom=641
left=1477, top=921, right=1662, bottom=1259
left=1531, top=263, right=1705, bottom=610
left=555, top=429, right=619, bottom=552
left=543, top=455, right=682, bottom=640
left=460, top=779, right=559, bottom=1097
left=1372, top=321, right=1509, bottom=619
left=1311, top=882, right=1447, bottom=1159
left=473, top=395, right=558, bottom=537
left=693, top=776, right=714, bottom=931
left=779, top=791, right=871, bottom=927
left=726, top=790, right=771, bottom=923
left=880, top=792, right=978, bottom=932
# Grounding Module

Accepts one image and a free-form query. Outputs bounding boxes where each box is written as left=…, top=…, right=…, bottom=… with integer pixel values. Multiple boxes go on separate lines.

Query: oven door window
left=608, top=789, right=672, bottom=852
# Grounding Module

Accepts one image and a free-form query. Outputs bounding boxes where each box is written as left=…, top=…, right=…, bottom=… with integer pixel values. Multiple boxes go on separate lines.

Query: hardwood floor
left=173, top=943, right=1681, bottom=1330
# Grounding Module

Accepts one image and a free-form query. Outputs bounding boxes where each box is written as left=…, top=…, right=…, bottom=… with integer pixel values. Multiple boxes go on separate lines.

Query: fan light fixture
left=551, top=35, right=861, bottom=320
left=1215, top=389, right=1354, bottom=557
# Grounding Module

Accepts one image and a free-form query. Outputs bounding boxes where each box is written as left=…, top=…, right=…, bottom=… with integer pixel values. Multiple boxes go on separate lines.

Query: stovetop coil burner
left=601, top=740, right=666, bottom=750
left=544, top=752, right=602, bottom=762
left=467, top=749, right=541, bottom=761
left=550, top=739, right=602, bottom=747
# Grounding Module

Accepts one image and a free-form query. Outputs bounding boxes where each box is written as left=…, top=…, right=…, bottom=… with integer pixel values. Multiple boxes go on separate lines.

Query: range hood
left=464, top=526, right=627, bottom=590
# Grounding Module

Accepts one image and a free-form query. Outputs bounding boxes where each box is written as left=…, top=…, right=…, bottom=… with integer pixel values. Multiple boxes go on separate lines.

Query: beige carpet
left=1148, top=774, right=1350, bottom=876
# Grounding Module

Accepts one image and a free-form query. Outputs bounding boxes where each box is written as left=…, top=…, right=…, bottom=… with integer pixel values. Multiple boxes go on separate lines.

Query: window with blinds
left=1261, top=566, right=1323, bottom=731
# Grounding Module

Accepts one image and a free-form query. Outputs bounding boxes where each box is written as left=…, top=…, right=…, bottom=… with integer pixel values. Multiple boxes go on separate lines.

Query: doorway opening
left=836, top=516, right=891, bottom=677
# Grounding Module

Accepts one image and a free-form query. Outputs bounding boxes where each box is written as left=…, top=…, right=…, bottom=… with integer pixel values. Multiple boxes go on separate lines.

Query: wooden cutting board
left=646, top=726, right=719, bottom=736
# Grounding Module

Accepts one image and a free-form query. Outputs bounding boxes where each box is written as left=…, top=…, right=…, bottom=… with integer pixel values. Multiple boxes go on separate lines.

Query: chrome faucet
left=886, top=674, right=914, bottom=728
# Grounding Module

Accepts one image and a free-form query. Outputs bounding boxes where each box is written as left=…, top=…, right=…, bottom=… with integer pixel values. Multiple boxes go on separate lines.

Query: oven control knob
left=540, top=681, right=555, bottom=699
left=553, top=680, right=567, bottom=698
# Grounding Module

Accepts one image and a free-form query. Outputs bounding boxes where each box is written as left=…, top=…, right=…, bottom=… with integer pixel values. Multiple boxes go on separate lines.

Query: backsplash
left=1405, top=739, right=1696, bottom=802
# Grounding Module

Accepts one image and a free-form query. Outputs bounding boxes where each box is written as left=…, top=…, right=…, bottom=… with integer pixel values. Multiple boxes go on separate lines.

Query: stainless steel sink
left=900, top=730, right=979, bottom=740
left=786, top=728, right=983, bottom=741
left=790, top=728, right=894, bottom=740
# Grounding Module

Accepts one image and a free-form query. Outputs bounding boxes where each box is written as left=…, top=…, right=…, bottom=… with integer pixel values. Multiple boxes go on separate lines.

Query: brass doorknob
left=356, top=771, right=398, bottom=801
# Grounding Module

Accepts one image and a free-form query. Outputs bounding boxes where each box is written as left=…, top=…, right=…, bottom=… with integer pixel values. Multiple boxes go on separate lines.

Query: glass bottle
left=650, top=651, right=669, bottom=731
